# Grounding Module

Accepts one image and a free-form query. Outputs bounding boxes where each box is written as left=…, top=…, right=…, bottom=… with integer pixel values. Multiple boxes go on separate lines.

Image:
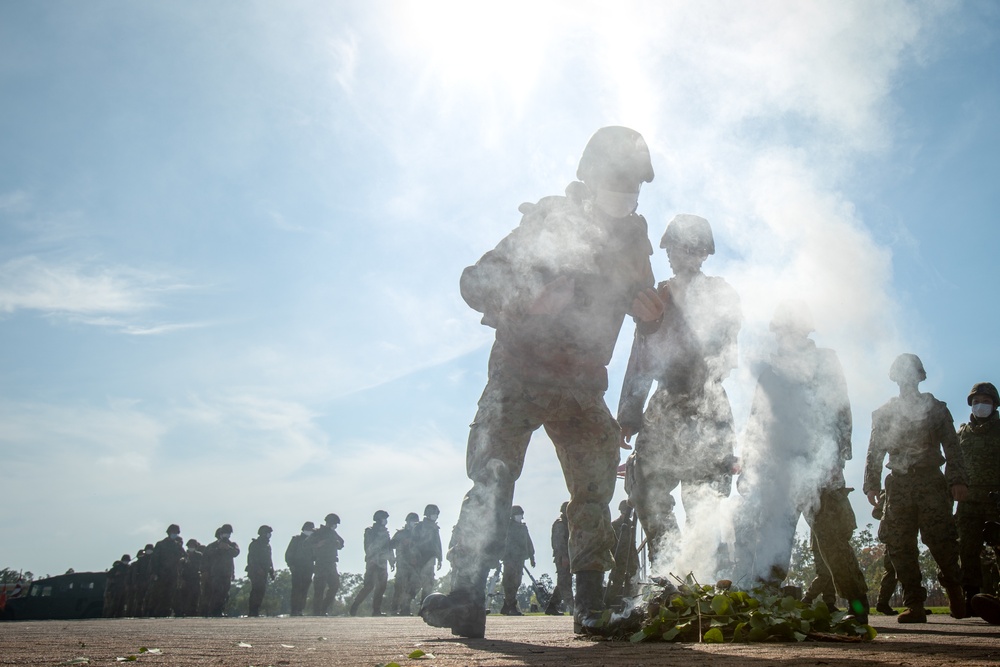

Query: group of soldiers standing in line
left=416, top=125, right=1000, bottom=640
left=101, top=505, right=444, bottom=619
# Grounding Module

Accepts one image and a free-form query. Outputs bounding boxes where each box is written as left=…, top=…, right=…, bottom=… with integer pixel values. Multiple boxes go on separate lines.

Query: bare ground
left=2, top=614, right=1000, bottom=667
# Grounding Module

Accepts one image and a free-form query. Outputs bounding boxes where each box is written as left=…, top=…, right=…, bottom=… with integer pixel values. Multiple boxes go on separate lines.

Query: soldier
left=128, top=544, right=155, bottom=617
left=413, top=504, right=443, bottom=606
left=246, top=525, right=276, bottom=617
left=175, top=539, right=203, bottom=617
left=349, top=510, right=396, bottom=616
left=956, top=382, right=1000, bottom=611
left=390, top=512, right=421, bottom=615
left=499, top=505, right=535, bottom=615
left=734, top=302, right=869, bottom=623
left=145, top=524, right=184, bottom=617
left=201, top=524, right=240, bottom=616
left=544, top=502, right=571, bottom=615
left=285, top=521, right=315, bottom=616
left=309, top=513, right=344, bottom=616
left=419, top=126, right=664, bottom=639
left=618, top=214, right=741, bottom=571
left=869, top=491, right=901, bottom=615
left=864, top=353, right=968, bottom=622
left=607, top=499, right=640, bottom=608
left=103, top=554, right=131, bottom=618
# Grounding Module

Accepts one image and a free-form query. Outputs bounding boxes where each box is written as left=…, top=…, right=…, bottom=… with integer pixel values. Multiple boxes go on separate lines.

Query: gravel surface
left=3, top=614, right=1000, bottom=666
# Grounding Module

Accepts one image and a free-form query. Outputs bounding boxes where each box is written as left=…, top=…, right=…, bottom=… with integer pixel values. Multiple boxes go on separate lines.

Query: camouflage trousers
left=288, top=566, right=312, bottom=616
left=877, top=552, right=898, bottom=606
left=546, top=557, right=573, bottom=612
left=390, top=562, right=418, bottom=614
left=879, top=469, right=961, bottom=607
left=312, top=564, right=340, bottom=615
left=628, top=387, right=734, bottom=570
left=501, top=559, right=525, bottom=607
left=957, top=499, right=1000, bottom=590
left=802, top=487, right=869, bottom=606
left=447, top=370, right=620, bottom=598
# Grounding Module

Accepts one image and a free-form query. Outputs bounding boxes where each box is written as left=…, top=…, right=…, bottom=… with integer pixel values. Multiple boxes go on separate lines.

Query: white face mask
left=302, top=530, right=313, bottom=537
left=594, top=189, right=639, bottom=218
left=972, top=403, right=994, bottom=419
left=513, top=515, right=524, bottom=524
left=220, top=533, right=232, bottom=540
left=168, top=532, right=179, bottom=539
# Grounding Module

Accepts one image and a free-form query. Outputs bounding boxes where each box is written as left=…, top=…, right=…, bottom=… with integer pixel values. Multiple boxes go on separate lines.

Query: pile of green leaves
left=624, top=580, right=876, bottom=644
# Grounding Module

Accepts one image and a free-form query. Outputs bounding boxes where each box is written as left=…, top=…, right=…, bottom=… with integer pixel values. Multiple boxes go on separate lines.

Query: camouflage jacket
left=150, top=536, right=184, bottom=579
left=391, top=526, right=421, bottom=568
left=308, top=526, right=344, bottom=569
left=284, top=533, right=313, bottom=570
left=618, top=272, right=741, bottom=431
left=864, top=392, right=967, bottom=494
left=203, top=538, right=240, bottom=580
left=246, top=537, right=274, bottom=578
left=412, top=519, right=442, bottom=566
left=550, top=516, right=569, bottom=565
left=958, top=411, right=1000, bottom=503
left=502, top=520, right=534, bottom=563
left=460, top=181, right=658, bottom=391
left=363, top=524, right=395, bottom=568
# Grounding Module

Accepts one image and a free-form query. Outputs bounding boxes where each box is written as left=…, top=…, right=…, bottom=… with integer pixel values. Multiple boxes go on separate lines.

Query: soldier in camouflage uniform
left=175, top=539, right=203, bottom=617
left=544, top=502, right=571, bottom=615
left=413, top=505, right=443, bottom=606
left=390, top=512, right=421, bottom=615
left=349, top=510, right=396, bottom=616
left=284, top=522, right=315, bottom=617
left=607, top=499, right=640, bottom=608
left=419, top=126, right=664, bottom=639
left=103, top=554, right=131, bottom=618
left=499, top=505, right=535, bottom=615
left=246, top=525, right=276, bottom=617
left=309, top=513, right=344, bottom=616
left=146, top=524, right=184, bottom=617
left=956, top=382, right=1000, bottom=609
left=864, top=353, right=968, bottom=622
left=734, top=302, right=868, bottom=622
left=201, top=524, right=240, bottom=616
left=126, top=544, right=154, bottom=617
left=618, top=214, right=741, bottom=572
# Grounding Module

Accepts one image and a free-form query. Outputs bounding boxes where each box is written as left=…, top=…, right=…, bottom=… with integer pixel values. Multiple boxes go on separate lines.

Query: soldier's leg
left=809, top=488, right=868, bottom=617
left=877, top=554, right=899, bottom=613
left=422, top=375, right=542, bottom=637
left=803, top=531, right=836, bottom=607
left=372, top=565, right=389, bottom=615
left=881, top=475, right=925, bottom=611
left=546, top=394, right=619, bottom=632
left=917, top=475, right=965, bottom=617
left=500, top=560, right=517, bottom=613
left=312, top=571, right=328, bottom=615
left=350, top=564, right=376, bottom=616
left=957, top=501, right=988, bottom=592
left=248, top=574, right=266, bottom=616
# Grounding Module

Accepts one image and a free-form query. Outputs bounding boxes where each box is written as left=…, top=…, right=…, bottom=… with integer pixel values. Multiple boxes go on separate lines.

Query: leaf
left=376, top=663, right=402, bottom=667
left=59, top=660, right=90, bottom=666
left=144, top=649, right=161, bottom=655
left=238, top=642, right=253, bottom=648
left=793, top=631, right=807, bottom=642
left=408, top=649, right=435, bottom=659
left=711, top=594, right=731, bottom=616
left=703, top=627, right=724, bottom=643
left=630, top=629, right=647, bottom=643
left=661, top=627, right=681, bottom=641
left=280, top=644, right=295, bottom=648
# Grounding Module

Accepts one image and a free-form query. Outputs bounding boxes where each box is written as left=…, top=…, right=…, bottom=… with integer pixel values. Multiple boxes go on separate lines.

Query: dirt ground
left=2, top=614, right=1000, bottom=667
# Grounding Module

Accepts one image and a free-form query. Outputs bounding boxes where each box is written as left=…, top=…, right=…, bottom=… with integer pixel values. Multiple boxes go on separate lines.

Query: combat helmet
left=301, top=521, right=316, bottom=532
left=889, top=353, right=926, bottom=384
left=423, top=504, right=440, bottom=518
left=324, top=513, right=340, bottom=525
left=510, top=505, right=524, bottom=518
left=405, top=512, right=420, bottom=523
left=166, top=523, right=180, bottom=535
left=968, top=381, right=999, bottom=406
left=660, top=214, right=715, bottom=254
left=215, top=524, right=234, bottom=538
left=258, top=524, right=273, bottom=536
left=373, top=510, right=389, bottom=522
left=576, top=126, right=654, bottom=187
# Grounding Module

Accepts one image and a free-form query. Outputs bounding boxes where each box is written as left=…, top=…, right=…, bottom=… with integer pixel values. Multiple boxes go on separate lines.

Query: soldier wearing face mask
left=956, top=382, right=1000, bottom=612
left=390, top=512, right=421, bottom=615
left=247, top=525, right=276, bottom=617
left=419, top=126, right=664, bottom=639
left=146, top=524, right=185, bottom=616
left=413, top=504, right=443, bottom=608
left=201, top=524, right=240, bottom=616
left=349, top=510, right=395, bottom=616
left=285, top=521, right=316, bottom=616
left=864, top=354, right=968, bottom=623
left=309, top=513, right=344, bottom=616
left=499, top=506, right=535, bottom=615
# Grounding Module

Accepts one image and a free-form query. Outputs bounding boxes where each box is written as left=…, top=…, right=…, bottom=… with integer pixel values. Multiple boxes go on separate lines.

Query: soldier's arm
left=939, top=406, right=969, bottom=489
left=863, top=412, right=888, bottom=501
left=617, top=328, right=655, bottom=436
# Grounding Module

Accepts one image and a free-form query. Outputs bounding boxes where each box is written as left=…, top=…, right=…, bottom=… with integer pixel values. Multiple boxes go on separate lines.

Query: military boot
left=971, top=594, right=1000, bottom=625
left=945, top=583, right=967, bottom=619
left=573, top=570, right=606, bottom=635
left=875, top=601, right=898, bottom=615
left=897, top=605, right=927, bottom=623
left=419, top=588, right=486, bottom=639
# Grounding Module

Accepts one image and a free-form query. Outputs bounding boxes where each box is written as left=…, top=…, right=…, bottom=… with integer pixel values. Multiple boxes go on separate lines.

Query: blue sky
left=1, top=1, right=997, bottom=582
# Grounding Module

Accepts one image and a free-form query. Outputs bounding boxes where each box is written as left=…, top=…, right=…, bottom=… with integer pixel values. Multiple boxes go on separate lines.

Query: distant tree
left=223, top=569, right=364, bottom=617
left=0, top=569, right=33, bottom=584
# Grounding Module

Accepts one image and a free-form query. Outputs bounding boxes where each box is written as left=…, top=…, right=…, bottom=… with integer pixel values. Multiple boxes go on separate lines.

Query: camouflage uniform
left=545, top=507, right=572, bottom=614
left=619, top=272, right=740, bottom=569
left=175, top=543, right=202, bottom=617
left=126, top=547, right=153, bottom=617
left=246, top=532, right=275, bottom=617
left=103, top=557, right=130, bottom=618
left=145, top=534, right=184, bottom=617
left=309, top=524, right=344, bottom=615
left=956, top=410, right=1000, bottom=593
left=606, top=504, right=640, bottom=606
left=413, top=516, right=442, bottom=604
left=446, top=182, right=658, bottom=609
left=201, top=534, right=240, bottom=616
left=735, top=334, right=867, bottom=609
left=864, top=392, right=967, bottom=608
left=284, top=530, right=314, bottom=616
left=349, top=521, right=395, bottom=616
left=390, top=520, right=420, bottom=615
left=500, top=517, right=535, bottom=614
